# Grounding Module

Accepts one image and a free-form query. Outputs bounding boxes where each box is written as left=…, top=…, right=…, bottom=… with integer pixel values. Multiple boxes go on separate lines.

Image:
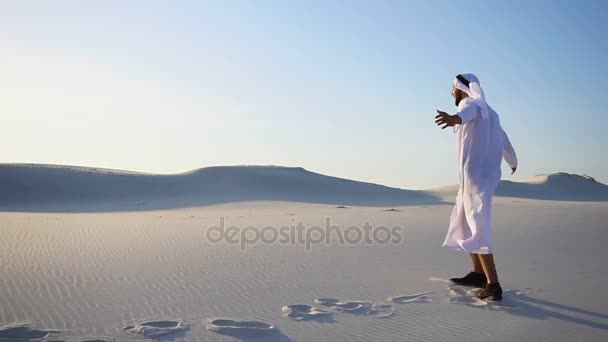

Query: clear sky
left=1, top=0, right=607, bottom=189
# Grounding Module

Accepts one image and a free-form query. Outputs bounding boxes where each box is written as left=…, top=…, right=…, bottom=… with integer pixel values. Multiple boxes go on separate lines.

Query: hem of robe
left=442, top=241, right=493, bottom=254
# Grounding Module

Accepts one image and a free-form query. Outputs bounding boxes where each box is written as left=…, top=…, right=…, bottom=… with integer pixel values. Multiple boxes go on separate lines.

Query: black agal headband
left=456, top=74, right=470, bottom=88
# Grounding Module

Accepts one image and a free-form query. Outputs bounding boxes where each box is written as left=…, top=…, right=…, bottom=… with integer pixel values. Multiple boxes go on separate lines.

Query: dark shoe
left=450, top=271, right=487, bottom=288
left=478, top=282, right=502, bottom=301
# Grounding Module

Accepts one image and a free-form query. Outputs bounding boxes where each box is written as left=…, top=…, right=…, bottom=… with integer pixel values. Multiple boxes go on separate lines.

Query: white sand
left=1, top=165, right=607, bottom=341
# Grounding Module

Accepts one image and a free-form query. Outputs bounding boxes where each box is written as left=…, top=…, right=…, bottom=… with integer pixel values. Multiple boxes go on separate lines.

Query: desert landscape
left=1, top=164, right=606, bottom=341
left=2, top=2, right=606, bottom=341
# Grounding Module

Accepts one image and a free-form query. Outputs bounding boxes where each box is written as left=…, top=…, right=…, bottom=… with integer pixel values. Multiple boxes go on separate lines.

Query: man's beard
left=455, top=95, right=463, bottom=106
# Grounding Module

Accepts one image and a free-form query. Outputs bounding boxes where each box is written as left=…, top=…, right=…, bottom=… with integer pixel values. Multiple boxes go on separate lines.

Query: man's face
left=452, top=86, right=465, bottom=106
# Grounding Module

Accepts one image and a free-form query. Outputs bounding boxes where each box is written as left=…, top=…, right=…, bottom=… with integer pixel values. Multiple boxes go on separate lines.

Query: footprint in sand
left=206, top=319, right=277, bottom=337
left=367, top=303, right=395, bottom=318
left=448, top=287, right=489, bottom=307
left=389, top=291, right=435, bottom=304
left=450, top=287, right=522, bottom=310
left=332, top=301, right=374, bottom=314
left=430, top=277, right=523, bottom=309
left=0, top=323, right=54, bottom=341
left=124, top=320, right=188, bottom=338
left=429, top=276, right=491, bottom=306
left=314, top=298, right=394, bottom=318
left=282, top=305, right=334, bottom=321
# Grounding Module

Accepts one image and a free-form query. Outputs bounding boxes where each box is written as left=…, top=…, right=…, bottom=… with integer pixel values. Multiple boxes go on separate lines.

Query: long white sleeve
left=502, top=129, right=518, bottom=169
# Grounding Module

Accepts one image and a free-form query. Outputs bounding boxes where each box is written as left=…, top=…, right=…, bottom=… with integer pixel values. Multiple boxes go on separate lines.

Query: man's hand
left=511, top=167, right=517, bottom=175
left=435, top=110, right=462, bottom=129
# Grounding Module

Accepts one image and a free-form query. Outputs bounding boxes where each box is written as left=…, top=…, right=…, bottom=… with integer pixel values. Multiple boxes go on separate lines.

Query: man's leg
left=470, top=253, right=484, bottom=273
left=450, top=253, right=486, bottom=287
left=477, top=253, right=502, bottom=300
left=478, top=253, right=499, bottom=283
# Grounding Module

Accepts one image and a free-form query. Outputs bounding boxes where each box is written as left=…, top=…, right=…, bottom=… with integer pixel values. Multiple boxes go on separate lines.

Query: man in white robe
left=434, top=73, right=518, bottom=301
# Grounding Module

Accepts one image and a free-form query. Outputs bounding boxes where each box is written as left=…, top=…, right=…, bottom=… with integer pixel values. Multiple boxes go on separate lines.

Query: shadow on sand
left=476, top=290, right=608, bottom=331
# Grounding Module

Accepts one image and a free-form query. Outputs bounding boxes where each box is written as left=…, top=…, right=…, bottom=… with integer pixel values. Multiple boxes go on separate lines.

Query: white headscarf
left=453, top=73, right=489, bottom=119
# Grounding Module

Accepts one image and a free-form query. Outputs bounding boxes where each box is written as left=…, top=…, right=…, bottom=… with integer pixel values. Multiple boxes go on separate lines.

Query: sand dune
left=0, top=164, right=441, bottom=212
left=497, top=173, right=608, bottom=201
left=0, top=164, right=607, bottom=340
left=2, top=164, right=607, bottom=213
left=432, top=172, right=608, bottom=201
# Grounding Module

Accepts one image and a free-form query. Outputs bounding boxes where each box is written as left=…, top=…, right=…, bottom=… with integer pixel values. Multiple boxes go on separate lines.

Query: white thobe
left=442, top=97, right=518, bottom=254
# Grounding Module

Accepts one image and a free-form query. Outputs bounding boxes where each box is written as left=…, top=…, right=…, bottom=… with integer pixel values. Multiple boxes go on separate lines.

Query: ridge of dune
left=2, top=165, right=606, bottom=212
left=521, top=172, right=600, bottom=184
left=0, top=163, right=441, bottom=211
left=5, top=163, right=153, bottom=175
left=431, top=172, right=608, bottom=201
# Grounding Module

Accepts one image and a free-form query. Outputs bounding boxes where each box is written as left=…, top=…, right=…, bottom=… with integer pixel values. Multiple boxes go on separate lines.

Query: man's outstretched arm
left=435, top=101, right=478, bottom=129
left=434, top=110, right=462, bottom=129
